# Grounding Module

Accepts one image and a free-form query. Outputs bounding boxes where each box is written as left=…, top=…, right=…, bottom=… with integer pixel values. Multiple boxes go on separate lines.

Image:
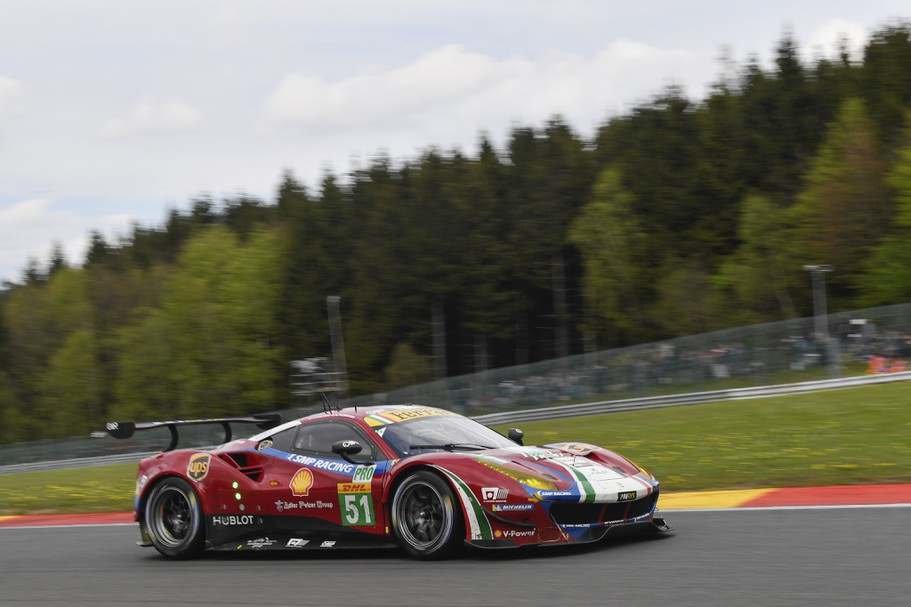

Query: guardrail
left=473, top=370, right=911, bottom=425
left=0, top=451, right=160, bottom=474
left=1, top=371, right=909, bottom=475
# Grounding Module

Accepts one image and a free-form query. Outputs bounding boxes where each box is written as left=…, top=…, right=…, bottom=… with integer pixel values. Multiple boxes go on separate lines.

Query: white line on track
left=0, top=522, right=137, bottom=531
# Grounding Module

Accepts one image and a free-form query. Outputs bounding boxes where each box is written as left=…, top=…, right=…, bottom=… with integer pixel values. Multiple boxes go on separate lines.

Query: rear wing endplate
left=93, top=414, right=282, bottom=452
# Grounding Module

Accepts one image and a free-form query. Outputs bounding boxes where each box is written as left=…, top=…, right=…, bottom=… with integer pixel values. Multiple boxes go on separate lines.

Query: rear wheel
left=144, top=477, right=205, bottom=559
left=391, top=471, right=463, bottom=560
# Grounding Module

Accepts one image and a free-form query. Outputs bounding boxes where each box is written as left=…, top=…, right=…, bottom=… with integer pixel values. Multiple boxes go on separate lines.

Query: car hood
left=420, top=444, right=657, bottom=504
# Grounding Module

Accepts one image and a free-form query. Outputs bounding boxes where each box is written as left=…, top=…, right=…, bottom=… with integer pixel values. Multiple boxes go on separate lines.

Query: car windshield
left=378, top=414, right=517, bottom=457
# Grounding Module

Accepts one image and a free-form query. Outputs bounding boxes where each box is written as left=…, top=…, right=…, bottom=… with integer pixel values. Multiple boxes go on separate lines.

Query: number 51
left=342, top=493, right=374, bottom=526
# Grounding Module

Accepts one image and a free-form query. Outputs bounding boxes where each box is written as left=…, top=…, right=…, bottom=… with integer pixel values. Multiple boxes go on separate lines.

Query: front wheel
left=144, top=477, right=205, bottom=559
left=391, top=471, right=464, bottom=560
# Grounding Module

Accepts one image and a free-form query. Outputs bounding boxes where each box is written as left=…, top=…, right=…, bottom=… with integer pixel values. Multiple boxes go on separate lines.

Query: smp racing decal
left=290, top=468, right=314, bottom=496
left=187, top=453, right=211, bottom=481
left=262, top=447, right=390, bottom=478
left=285, top=453, right=355, bottom=474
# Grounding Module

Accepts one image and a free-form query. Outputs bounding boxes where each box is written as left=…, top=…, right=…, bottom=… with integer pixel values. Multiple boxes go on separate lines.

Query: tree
left=38, top=330, right=103, bottom=437
left=2, top=268, right=94, bottom=437
left=85, top=231, right=111, bottom=266
left=112, top=226, right=286, bottom=420
left=861, top=112, right=911, bottom=304
left=48, top=242, right=67, bottom=276
left=385, top=343, right=432, bottom=390
left=651, top=259, right=715, bottom=336
left=788, top=98, right=890, bottom=303
left=110, top=310, right=176, bottom=422
left=712, top=195, right=798, bottom=323
left=569, top=168, right=652, bottom=345
left=861, top=24, right=911, bottom=144
left=0, top=373, right=24, bottom=442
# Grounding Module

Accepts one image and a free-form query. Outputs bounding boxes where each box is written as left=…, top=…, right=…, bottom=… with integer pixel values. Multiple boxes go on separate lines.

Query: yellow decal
left=290, top=468, right=314, bottom=497
left=337, top=482, right=371, bottom=493
left=187, top=453, right=211, bottom=482
left=364, top=407, right=454, bottom=427
left=476, top=457, right=558, bottom=491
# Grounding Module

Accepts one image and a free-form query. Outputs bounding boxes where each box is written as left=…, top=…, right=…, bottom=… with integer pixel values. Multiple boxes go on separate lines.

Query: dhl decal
left=337, top=482, right=371, bottom=493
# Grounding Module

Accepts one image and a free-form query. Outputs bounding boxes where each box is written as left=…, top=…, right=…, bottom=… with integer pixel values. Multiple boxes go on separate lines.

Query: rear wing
left=93, top=414, right=282, bottom=452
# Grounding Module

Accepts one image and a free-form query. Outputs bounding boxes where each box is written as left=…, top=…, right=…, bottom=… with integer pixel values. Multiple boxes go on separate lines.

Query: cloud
left=0, top=75, right=24, bottom=113
left=264, top=42, right=709, bottom=136
left=100, top=97, right=202, bottom=139
left=806, top=19, right=870, bottom=60
left=0, top=199, right=134, bottom=281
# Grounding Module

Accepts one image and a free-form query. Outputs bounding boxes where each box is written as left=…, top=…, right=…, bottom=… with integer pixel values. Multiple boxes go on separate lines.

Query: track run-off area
left=2, top=496, right=910, bottom=607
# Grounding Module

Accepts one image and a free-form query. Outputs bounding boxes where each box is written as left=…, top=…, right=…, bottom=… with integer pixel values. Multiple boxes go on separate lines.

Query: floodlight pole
left=326, top=295, right=349, bottom=396
left=803, top=265, right=839, bottom=376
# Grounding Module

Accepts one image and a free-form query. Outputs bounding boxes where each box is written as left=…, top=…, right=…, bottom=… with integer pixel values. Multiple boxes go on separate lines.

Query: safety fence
left=1, top=302, right=910, bottom=470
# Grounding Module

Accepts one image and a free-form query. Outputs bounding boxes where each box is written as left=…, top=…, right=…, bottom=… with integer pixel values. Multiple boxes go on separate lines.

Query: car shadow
left=161, top=524, right=672, bottom=563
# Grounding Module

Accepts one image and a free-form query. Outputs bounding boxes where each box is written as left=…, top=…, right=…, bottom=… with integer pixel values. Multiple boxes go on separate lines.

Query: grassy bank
left=502, top=381, right=911, bottom=491
left=1, top=381, right=909, bottom=515
left=0, top=462, right=136, bottom=515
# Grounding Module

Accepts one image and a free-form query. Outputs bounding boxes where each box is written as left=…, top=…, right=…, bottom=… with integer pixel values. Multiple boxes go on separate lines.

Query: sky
left=1, top=0, right=909, bottom=282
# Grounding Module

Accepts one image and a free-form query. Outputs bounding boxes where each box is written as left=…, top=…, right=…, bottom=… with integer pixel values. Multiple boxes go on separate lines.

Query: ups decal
left=187, top=453, right=211, bottom=482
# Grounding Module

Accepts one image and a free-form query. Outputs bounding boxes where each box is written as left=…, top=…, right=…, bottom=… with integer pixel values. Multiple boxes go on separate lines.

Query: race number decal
left=337, top=482, right=374, bottom=526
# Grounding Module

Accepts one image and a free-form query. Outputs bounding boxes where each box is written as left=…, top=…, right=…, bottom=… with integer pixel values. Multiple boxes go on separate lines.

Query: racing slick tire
left=144, top=476, right=205, bottom=559
left=391, top=470, right=464, bottom=560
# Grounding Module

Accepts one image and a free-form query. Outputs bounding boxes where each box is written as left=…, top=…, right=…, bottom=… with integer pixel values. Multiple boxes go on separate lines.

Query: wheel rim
left=395, top=480, right=451, bottom=551
left=149, top=486, right=196, bottom=548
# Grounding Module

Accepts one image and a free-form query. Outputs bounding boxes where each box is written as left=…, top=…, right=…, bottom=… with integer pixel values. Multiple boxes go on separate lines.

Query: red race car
left=108, top=404, right=669, bottom=559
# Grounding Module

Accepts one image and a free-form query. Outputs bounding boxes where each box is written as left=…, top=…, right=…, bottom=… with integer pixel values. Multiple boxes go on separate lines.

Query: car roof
left=302, top=403, right=452, bottom=422
left=248, top=404, right=456, bottom=442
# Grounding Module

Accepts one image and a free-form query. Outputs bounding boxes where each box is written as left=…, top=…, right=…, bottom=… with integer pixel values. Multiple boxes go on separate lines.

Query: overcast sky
left=1, top=1, right=908, bottom=281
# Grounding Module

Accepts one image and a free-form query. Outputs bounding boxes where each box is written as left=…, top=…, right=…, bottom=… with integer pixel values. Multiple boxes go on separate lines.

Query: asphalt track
left=2, top=507, right=909, bottom=607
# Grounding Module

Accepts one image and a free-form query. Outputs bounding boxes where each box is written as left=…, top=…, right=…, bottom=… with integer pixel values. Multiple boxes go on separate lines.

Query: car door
left=257, top=420, right=385, bottom=538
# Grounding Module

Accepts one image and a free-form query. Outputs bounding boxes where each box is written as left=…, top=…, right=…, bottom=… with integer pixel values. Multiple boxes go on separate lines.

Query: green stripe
left=448, top=473, right=493, bottom=540
left=570, top=467, right=596, bottom=503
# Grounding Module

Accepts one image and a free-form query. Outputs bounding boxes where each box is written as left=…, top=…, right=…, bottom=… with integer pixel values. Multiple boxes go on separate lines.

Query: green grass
left=0, top=462, right=136, bottom=515
left=1, top=381, right=909, bottom=515
left=500, top=381, right=911, bottom=491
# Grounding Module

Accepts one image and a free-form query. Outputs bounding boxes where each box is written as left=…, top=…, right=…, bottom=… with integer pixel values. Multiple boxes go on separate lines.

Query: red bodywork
left=134, top=406, right=661, bottom=551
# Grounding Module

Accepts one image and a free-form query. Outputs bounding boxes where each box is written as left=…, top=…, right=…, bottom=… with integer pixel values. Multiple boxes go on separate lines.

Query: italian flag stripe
left=570, top=467, right=596, bottom=503
left=436, top=467, right=493, bottom=541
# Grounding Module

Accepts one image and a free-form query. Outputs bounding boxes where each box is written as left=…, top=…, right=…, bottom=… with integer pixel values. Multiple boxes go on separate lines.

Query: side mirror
left=332, top=439, right=363, bottom=456
left=332, top=439, right=367, bottom=464
left=508, top=428, right=524, bottom=445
